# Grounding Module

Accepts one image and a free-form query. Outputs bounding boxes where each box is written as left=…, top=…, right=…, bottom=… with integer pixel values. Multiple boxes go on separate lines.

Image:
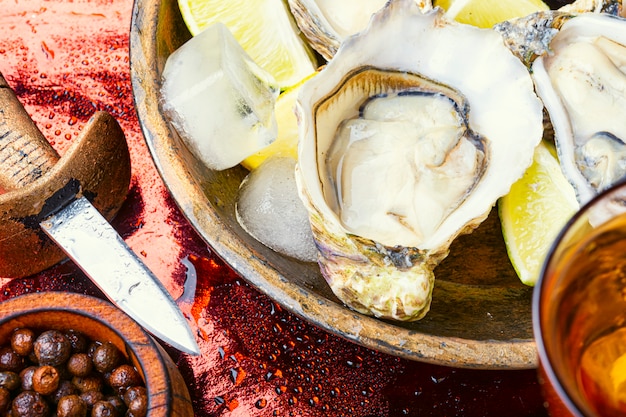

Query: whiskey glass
left=535, top=178, right=626, bottom=417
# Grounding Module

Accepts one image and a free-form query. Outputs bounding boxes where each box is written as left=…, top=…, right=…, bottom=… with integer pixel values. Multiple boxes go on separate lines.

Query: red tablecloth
left=0, top=1, right=548, bottom=415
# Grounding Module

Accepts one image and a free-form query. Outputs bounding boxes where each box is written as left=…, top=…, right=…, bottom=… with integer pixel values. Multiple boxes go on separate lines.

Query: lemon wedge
left=498, top=141, right=579, bottom=286
left=241, top=74, right=315, bottom=170
left=178, top=0, right=318, bottom=89
left=434, top=0, right=549, bottom=28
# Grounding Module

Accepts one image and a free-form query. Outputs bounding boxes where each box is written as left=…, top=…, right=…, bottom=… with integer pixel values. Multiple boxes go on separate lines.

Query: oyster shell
left=531, top=13, right=626, bottom=205
left=287, top=0, right=432, bottom=60
left=495, top=0, right=622, bottom=66
left=295, top=0, right=544, bottom=321
left=559, top=0, right=623, bottom=14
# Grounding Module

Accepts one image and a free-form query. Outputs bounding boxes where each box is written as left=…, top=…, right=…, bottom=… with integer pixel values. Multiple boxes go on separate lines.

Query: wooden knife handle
left=0, top=72, right=59, bottom=191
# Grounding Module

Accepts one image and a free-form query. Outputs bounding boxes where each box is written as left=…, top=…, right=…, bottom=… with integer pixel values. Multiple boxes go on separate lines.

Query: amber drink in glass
left=535, top=180, right=626, bottom=417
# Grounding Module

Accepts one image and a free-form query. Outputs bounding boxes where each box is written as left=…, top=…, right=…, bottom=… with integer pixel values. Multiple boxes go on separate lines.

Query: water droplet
left=346, top=355, right=363, bottom=369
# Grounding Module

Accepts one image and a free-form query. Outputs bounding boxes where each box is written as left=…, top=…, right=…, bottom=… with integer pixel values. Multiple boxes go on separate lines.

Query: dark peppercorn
left=72, top=375, right=103, bottom=393
left=86, top=342, right=98, bottom=359
left=19, top=366, right=36, bottom=391
left=34, top=331, right=71, bottom=366
left=80, top=390, right=105, bottom=409
left=67, top=354, right=93, bottom=378
left=11, top=390, right=50, bottom=417
left=104, top=395, right=126, bottom=415
left=126, top=396, right=148, bottom=417
left=92, top=400, right=118, bottom=417
left=0, top=329, right=146, bottom=416
left=57, top=395, right=87, bottom=417
left=0, top=386, right=11, bottom=412
left=32, top=366, right=59, bottom=395
left=11, top=329, right=35, bottom=357
left=108, top=365, right=142, bottom=392
left=123, top=386, right=147, bottom=417
left=0, top=347, right=24, bottom=372
left=64, top=331, right=88, bottom=354
left=0, top=371, right=20, bottom=391
left=122, top=386, right=146, bottom=405
left=91, top=343, right=122, bottom=374
left=49, top=380, right=79, bottom=405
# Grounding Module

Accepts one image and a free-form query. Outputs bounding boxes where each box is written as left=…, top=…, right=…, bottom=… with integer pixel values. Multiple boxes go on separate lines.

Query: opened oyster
left=532, top=12, right=626, bottom=205
left=295, top=0, right=544, bottom=321
left=287, top=0, right=432, bottom=60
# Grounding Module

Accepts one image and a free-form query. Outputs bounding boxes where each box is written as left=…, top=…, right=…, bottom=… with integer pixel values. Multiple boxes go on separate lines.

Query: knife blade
left=0, top=73, right=200, bottom=355
left=40, top=196, right=200, bottom=355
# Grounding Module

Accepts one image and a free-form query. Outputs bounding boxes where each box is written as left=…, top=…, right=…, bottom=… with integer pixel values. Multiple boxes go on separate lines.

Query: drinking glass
left=535, top=178, right=626, bottom=417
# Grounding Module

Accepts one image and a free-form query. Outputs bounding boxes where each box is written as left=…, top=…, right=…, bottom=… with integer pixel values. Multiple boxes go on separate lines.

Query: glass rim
left=532, top=176, right=626, bottom=417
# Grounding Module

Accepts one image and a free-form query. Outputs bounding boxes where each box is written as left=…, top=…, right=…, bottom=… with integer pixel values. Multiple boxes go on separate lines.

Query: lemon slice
left=178, top=0, right=317, bottom=89
left=241, top=74, right=315, bottom=170
left=434, top=0, right=549, bottom=28
left=498, top=141, right=579, bottom=286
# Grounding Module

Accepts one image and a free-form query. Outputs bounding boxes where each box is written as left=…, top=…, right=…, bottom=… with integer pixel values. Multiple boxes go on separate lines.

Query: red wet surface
left=0, top=1, right=549, bottom=415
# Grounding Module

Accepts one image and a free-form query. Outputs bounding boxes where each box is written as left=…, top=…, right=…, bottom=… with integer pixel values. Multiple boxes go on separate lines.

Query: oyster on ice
left=295, top=0, right=544, bottom=321
left=531, top=12, right=626, bottom=205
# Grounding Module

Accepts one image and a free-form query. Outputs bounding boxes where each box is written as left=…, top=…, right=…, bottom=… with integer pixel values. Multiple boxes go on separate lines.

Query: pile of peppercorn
left=0, top=327, right=148, bottom=417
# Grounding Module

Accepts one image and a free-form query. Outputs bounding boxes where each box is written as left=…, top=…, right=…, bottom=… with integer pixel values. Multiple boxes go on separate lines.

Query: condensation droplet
left=254, top=398, right=267, bottom=409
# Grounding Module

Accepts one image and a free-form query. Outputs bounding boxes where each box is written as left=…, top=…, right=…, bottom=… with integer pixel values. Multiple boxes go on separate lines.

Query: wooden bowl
left=0, top=291, right=193, bottom=417
left=129, top=0, right=537, bottom=369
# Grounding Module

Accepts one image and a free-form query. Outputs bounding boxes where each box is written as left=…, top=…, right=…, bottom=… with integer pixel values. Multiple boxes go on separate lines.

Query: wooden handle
left=0, top=73, right=59, bottom=191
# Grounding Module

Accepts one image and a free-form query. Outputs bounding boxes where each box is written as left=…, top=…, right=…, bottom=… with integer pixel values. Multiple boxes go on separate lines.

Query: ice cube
left=235, top=156, right=317, bottom=262
left=161, top=22, right=280, bottom=170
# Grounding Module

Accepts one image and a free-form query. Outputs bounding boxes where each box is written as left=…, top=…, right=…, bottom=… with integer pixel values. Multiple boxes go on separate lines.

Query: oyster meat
left=295, top=0, right=544, bottom=321
left=531, top=12, right=626, bottom=205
